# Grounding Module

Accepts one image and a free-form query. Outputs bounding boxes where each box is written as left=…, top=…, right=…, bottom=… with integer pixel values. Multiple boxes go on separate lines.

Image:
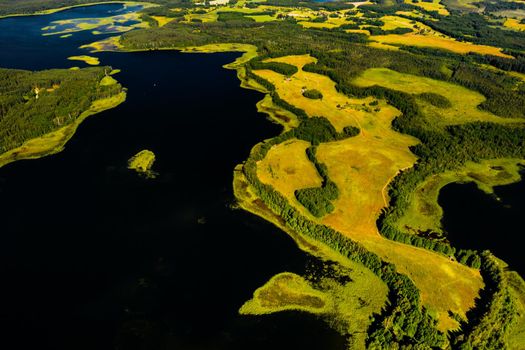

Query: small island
left=67, top=55, right=100, bottom=66
left=128, top=150, right=157, bottom=179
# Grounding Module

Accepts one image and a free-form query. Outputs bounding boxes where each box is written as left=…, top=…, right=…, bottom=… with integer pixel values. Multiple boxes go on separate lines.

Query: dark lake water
left=439, top=174, right=525, bottom=277
left=0, top=4, right=346, bottom=350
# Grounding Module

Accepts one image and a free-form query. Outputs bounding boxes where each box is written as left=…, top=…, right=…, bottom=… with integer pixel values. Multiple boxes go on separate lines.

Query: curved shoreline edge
left=0, top=1, right=157, bottom=20
left=0, top=91, right=126, bottom=169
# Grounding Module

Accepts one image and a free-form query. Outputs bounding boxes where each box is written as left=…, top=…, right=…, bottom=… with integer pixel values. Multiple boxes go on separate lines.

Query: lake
left=439, top=173, right=525, bottom=276
left=0, top=4, right=346, bottom=350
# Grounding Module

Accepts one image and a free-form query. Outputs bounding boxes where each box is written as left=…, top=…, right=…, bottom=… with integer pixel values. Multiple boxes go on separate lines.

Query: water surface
left=439, top=175, right=525, bottom=276
left=0, top=5, right=346, bottom=350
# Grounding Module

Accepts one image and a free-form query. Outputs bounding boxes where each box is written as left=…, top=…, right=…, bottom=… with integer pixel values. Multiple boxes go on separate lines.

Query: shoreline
left=395, top=158, right=525, bottom=236
left=0, top=1, right=157, bottom=20
left=0, top=91, right=126, bottom=169
left=102, top=41, right=484, bottom=330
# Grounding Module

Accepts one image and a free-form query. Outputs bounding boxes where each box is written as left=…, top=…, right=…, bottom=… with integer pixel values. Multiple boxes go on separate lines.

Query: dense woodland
left=451, top=251, right=518, bottom=349
left=0, top=67, right=122, bottom=152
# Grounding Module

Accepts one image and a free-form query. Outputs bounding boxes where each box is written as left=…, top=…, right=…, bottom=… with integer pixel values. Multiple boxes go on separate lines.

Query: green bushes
left=311, top=16, right=328, bottom=23
left=367, top=27, right=413, bottom=35
left=338, top=23, right=360, bottom=30
left=302, top=88, right=323, bottom=99
left=451, top=252, right=519, bottom=349
left=288, top=116, right=359, bottom=144
left=295, top=187, right=335, bottom=217
left=418, top=92, right=452, bottom=108
left=217, top=11, right=255, bottom=22
left=292, top=117, right=340, bottom=144
left=140, top=5, right=184, bottom=18
left=295, top=146, right=339, bottom=217
left=249, top=61, right=298, bottom=76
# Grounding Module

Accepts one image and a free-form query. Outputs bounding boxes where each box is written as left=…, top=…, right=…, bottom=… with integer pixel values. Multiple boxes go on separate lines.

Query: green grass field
left=352, top=68, right=524, bottom=129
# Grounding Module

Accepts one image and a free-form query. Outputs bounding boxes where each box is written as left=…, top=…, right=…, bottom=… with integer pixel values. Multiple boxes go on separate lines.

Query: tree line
left=241, top=110, right=445, bottom=349
left=0, top=66, right=123, bottom=153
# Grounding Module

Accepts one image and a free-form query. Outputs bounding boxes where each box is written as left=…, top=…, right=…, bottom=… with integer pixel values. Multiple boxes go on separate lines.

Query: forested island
left=1, top=0, right=525, bottom=349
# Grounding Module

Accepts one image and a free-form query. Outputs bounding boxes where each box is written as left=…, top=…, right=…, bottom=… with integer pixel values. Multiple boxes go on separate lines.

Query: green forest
left=0, top=67, right=123, bottom=152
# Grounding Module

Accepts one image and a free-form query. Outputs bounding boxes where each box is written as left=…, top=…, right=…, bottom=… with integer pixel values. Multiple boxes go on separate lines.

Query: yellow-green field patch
left=185, top=9, right=219, bottom=23
left=100, top=75, right=118, bottom=86
left=299, top=16, right=349, bottom=29
left=67, top=55, right=100, bottom=65
left=81, top=36, right=123, bottom=52
left=371, top=33, right=512, bottom=58
left=254, top=55, right=367, bottom=132
left=503, top=17, right=525, bottom=31
left=151, top=15, right=176, bottom=27
left=405, top=0, right=450, bottom=15
left=128, top=149, right=157, bottom=178
left=245, top=14, right=277, bottom=22
left=380, top=15, right=417, bottom=30
left=240, top=272, right=330, bottom=314
left=352, top=67, right=524, bottom=127
left=257, top=139, right=323, bottom=210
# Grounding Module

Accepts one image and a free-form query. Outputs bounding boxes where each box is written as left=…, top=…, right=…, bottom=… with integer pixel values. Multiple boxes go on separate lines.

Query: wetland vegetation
left=127, top=149, right=157, bottom=178
left=1, top=0, right=525, bottom=349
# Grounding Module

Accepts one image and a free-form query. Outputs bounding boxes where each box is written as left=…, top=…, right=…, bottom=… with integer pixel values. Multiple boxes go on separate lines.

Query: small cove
left=439, top=174, right=525, bottom=276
